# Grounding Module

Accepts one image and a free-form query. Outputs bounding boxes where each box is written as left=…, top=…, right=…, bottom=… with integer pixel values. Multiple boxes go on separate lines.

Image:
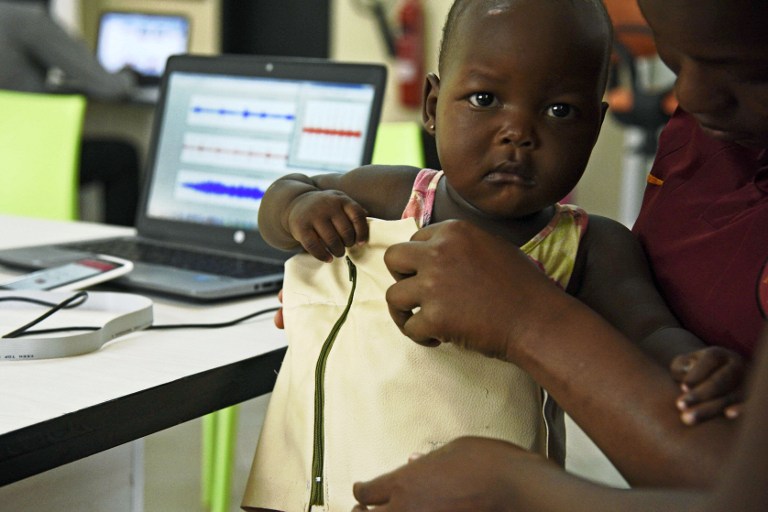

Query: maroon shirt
left=633, top=109, right=768, bottom=358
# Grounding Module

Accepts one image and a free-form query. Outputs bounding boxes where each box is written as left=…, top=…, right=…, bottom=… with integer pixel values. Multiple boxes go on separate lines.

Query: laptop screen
left=144, top=66, right=381, bottom=232
left=95, top=12, right=190, bottom=78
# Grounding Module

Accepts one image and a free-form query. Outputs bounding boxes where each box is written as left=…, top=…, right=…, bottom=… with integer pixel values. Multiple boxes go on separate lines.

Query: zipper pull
left=345, top=256, right=356, bottom=282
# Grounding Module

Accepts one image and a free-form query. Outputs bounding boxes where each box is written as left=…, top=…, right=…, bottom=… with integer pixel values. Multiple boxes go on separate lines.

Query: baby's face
left=639, top=0, right=768, bottom=149
left=430, top=1, right=607, bottom=219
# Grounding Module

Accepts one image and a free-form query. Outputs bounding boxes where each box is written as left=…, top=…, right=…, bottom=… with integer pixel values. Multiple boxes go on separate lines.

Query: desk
left=0, top=215, right=287, bottom=486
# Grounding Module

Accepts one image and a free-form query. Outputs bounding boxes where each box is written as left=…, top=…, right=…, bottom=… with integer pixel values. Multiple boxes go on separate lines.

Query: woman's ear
left=422, top=73, right=440, bottom=135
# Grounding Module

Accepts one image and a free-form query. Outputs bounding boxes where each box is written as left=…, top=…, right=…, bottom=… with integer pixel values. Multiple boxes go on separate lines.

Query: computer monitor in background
left=95, top=11, right=190, bottom=83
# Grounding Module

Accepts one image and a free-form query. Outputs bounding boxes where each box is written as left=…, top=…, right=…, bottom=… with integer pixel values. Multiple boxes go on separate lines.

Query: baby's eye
left=468, top=92, right=498, bottom=108
left=546, top=104, right=575, bottom=118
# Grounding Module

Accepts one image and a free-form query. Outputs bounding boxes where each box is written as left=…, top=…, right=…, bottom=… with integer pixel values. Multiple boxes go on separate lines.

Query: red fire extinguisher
left=395, top=0, right=424, bottom=109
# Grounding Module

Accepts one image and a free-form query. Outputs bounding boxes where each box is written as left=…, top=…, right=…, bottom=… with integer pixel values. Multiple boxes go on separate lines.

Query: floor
left=143, top=394, right=627, bottom=512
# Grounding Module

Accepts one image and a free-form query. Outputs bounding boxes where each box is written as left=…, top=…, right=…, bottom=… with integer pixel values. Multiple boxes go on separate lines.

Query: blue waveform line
left=182, top=181, right=266, bottom=201
left=191, top=106, right=295, bottom=121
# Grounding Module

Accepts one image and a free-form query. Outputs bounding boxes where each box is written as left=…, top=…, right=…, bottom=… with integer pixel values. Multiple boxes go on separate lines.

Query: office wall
left=331, top=0, right=450, bottom=123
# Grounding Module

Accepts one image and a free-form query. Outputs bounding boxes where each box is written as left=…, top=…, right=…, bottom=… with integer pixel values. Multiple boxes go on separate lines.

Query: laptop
left=0, top=54, right=387, bottom=301
left=95, top=11, right=190, bottom=102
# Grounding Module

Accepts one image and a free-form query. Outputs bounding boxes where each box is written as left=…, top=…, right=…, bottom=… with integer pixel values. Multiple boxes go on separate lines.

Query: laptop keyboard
left=64, top=239, right=283, bottom=279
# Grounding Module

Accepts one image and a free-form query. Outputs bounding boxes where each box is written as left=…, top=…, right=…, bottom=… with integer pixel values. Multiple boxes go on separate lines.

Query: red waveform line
left=302, top=127, right=362, bottom=138
left=183, top=144, right=288, bottom=160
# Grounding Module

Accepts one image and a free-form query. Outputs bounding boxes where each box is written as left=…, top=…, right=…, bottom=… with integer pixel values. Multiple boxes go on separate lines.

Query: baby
left=245, top=0, right=745, bottom=510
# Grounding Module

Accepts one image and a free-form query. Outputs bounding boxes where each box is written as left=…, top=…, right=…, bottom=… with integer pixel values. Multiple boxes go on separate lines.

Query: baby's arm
left=572, top=216, right=747, bottom=424
left=258, top=171, right=367, bottom=261
left=257, top=165, right=419, bottom=261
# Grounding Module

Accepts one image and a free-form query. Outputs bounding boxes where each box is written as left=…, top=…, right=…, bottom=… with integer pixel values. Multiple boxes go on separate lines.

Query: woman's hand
left=350, top=437, right=710, bottom=512
left=351, top=437, right=538, bottom=512
left=383, top=220, right=565, bottom=360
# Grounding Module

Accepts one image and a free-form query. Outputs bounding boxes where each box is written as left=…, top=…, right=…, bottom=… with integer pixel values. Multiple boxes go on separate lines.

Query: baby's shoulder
left=571, top=214, right=647, bottom=292
left=575, top=215, right=639, bottom=267
left=581, top=214, right=635, bottom=248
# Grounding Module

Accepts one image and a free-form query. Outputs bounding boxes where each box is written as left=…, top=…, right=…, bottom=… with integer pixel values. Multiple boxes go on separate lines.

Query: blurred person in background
left=0, top=0, right=140, bottom=226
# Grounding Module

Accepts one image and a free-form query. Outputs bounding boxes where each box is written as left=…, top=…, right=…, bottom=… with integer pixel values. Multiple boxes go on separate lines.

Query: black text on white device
left=0, top=255, right=133, bottom=291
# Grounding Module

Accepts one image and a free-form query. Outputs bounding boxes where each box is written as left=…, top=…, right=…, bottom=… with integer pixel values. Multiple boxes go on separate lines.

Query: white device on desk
left=0, top=255, right=132, bottom=291
left=0, top=290, right=153, bottom=360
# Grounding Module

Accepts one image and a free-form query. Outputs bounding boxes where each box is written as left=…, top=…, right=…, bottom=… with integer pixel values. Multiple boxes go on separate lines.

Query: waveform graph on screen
left=187, top=95, right=296, bottom=133
left=182, top=132, right=290, bottom=173
left=294, top=100, right=370, bottom=170
left=174, top=170, right=272, bottom=211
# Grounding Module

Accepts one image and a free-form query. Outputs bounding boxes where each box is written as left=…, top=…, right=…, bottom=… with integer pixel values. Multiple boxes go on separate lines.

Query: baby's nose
left=497, top=113, right=536, bottom=148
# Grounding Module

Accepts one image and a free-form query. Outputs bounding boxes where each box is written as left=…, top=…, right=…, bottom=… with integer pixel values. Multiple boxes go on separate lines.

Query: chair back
left=0, top=90, right=86, bottom=220
left=602, top=0, right=677, bottom=156
left=371, top=121, right=425, bottom=168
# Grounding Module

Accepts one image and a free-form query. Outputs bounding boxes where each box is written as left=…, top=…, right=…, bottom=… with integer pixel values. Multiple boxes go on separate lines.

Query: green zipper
left=308, top=256, right=357, bottom=509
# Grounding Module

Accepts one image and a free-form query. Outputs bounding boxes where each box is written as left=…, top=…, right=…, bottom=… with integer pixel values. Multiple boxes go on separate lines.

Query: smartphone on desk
left=0, top=255, right=133, bottom=291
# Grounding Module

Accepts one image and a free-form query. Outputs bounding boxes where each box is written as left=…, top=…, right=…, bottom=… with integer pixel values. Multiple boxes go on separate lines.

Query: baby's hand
left=670, top=346, right=746, bottom=425
left=286, top=190, right=369, bottom=261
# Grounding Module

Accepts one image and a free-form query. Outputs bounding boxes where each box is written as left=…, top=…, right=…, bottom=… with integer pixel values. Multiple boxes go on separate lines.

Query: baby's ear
left=422, top=73, right=440, bottom=134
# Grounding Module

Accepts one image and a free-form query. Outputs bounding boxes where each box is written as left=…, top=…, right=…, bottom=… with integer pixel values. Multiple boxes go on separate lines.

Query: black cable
left=147, top=306, right=281, bottom=331
left=2, top=291, right=90, bottom=338
left=0, top=292, right=280, bottom=338
left=11, top=326, right=100, bottom=336
left=0, top=292, right=88, bottom=309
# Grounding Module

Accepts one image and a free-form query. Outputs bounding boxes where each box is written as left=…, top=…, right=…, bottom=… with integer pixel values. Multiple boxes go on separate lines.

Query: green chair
left=371, top=121, right=425, bottom=167
left=201, top=405, right=239, bottom=512
left=0, top=90, right=86, bottom=220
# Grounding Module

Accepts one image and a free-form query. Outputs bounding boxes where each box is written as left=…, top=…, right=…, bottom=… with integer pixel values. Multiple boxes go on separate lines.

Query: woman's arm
left=383, top=220, right=736, bottom=486
left=18, top=9, right=135, bottom=100
left=705, top=329, right=768, bottom=511
left=353, top=328, right=768, bottom=512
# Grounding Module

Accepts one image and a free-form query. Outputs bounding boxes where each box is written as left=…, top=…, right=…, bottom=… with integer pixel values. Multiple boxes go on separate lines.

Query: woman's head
left=424, top=0, right=611, bottom=219
left=638, top=0, right=768, bottom=148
